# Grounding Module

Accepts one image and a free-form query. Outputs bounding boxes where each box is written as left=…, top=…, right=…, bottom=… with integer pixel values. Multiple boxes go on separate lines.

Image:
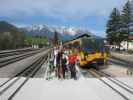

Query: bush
left=127, top=50, right=133, bottom=54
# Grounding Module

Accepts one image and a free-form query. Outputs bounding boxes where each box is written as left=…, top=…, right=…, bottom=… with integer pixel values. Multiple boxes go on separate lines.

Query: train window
left=81, top=38, right=104, bottom=53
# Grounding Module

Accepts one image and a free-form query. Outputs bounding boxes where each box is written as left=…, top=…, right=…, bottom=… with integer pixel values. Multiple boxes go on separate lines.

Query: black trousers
left=57, top=64, right=65, bottom=79
left=69, top=63, right=76, bottom=79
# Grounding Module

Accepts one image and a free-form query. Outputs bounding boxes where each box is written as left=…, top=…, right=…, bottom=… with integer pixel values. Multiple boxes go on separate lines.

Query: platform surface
left=0, top=77, right=133, bottom=100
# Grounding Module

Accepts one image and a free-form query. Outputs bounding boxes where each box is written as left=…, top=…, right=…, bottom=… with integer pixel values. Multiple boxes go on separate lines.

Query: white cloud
left=0, top=0, right=126, bottom=20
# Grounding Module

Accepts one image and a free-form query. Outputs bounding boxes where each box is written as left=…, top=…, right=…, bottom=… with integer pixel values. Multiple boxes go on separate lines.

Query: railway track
left=0, top=48, right=46, bottom=68
left=0, top=48, right=38, bottom=59
left=99, top=70, right=133, bottom=90
left=108, top=57, right=133, bottom=69
left=0, top=53, right=48, bottom=100
left=88, top=69, right=133, bottom=100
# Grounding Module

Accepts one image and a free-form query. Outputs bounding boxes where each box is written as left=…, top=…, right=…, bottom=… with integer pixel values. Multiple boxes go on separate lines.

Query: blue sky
left=0, top=0, right=126, bottom=37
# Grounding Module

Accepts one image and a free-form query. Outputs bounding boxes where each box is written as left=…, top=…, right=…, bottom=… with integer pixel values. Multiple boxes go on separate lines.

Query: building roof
left=75, top=34, right=91, bottom=39
left=63, top=33, right=91, bottom=44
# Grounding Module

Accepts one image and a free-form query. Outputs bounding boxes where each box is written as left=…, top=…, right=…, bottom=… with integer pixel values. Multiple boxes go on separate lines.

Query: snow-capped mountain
left=21, top=24, right=92, bottom=41
left=55, top=27, right=82, bottom=36
left=27, top=25, right=52, bottom=32
left=21, top=25, right=55, bottom=39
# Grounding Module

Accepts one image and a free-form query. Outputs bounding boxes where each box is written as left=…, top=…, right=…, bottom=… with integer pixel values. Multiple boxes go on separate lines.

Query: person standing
left=53, top=47, right=58, bottom=68
left=61, top=52, right=68, bottom=79
left=56, top=50, right=63, bottom=79
left=68, top=51, right=77, bottom=80
left=53, top=47, right=59, bottom=77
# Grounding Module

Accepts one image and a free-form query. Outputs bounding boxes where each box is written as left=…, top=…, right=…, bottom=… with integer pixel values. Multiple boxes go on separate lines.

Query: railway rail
left=99, top=70, right=133, bottom=90
left=0, top=53, right=48, bottom=100
left=88, top=69, right=133, bottom=100
left=108, top=56, right=133, bottom=68
left=0, top=48, right=46, bottom=68
left=0, top=48, right=38, bottom=59
left=0, top=48, right=34, bottom=54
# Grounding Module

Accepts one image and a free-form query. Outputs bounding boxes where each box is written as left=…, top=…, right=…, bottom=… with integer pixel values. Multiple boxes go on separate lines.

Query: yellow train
left=64, top=34, right=108, bottom=68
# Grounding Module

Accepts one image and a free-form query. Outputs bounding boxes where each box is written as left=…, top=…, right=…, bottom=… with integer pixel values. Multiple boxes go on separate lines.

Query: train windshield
left=81, top=37, right=104, bottom=53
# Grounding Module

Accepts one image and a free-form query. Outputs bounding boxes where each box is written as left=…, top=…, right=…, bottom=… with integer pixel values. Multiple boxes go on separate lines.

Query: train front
left=79, top=37, right=108, bottom=68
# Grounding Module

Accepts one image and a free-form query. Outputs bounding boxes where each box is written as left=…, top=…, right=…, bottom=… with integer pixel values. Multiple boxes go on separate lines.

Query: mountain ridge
left=20, top=24, right=92, bottom=41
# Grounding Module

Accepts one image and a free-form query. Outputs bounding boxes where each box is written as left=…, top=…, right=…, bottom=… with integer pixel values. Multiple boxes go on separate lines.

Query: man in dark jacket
left=56, top=50, right=61, bottom=78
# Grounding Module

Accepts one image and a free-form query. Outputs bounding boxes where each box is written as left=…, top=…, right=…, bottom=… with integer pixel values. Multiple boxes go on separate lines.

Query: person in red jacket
left=68, top=50, right=77, bottom=79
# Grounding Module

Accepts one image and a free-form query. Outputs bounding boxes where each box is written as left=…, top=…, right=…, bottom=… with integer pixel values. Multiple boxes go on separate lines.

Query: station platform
left=0, top=77, right=133, bottom=100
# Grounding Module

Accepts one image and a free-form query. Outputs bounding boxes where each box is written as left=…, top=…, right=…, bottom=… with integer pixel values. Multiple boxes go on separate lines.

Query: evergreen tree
left=121, top=0, right=132, bottom=50
left=53, top=31, right=59, bottom=46
left=0, top=21, right=25, bottom=50
left=106, top=8, right=123, bottom=49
